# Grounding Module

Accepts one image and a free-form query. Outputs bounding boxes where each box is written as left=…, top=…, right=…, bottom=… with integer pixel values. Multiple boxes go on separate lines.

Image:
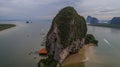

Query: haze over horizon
left=0, top=0, right=120, bottom=20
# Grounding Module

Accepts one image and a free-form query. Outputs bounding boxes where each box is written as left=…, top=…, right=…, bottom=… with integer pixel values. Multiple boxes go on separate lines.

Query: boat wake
left=103, top=38, right=112, bottom=47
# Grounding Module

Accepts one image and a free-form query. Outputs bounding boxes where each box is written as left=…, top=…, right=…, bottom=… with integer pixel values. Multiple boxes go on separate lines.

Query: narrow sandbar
left=0, top=24, right=16, bottom=31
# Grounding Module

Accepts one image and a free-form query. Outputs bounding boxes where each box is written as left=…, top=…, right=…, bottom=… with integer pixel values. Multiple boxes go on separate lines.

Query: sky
left=0, top=0, right=120, bottom=20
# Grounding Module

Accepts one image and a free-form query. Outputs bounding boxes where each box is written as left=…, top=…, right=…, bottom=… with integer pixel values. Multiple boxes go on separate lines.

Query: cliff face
left=110, top=17, right=120, bottom=24
left=45, top=6, right=87, bottom=64
left=86, top=16, right=99, bottom=24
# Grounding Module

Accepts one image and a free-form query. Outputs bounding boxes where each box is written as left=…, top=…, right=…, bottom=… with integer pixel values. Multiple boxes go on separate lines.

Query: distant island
left=87, top=16, right=120, bottom=28
left=38, top=6, right=98, bottom=67
left=0, top=24, right=16, bottom=31
left=86, top=16, right=99, bottom=24
left=109, top=17, right=120, bottom=24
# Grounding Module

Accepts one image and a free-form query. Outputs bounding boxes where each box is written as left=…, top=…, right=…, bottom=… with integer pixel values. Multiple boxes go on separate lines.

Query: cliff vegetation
left=39, top=6, right=87, bottom=67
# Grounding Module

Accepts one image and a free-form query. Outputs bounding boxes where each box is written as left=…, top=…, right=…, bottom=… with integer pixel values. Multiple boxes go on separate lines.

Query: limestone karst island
left=1, top=0, right=120, bottom=67
left=38, top=6, right=98, bottom=67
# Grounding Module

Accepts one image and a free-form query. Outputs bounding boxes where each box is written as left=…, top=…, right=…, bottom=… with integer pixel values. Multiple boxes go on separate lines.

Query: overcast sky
left=0, top=0, right=120, bottom=20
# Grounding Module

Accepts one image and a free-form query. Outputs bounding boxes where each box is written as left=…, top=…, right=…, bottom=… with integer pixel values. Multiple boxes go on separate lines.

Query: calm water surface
left=0, top=21, right=120, bottom=67
left=86, top=26, right=120, bottom=67
left=0, top=21, right=51, bottom=67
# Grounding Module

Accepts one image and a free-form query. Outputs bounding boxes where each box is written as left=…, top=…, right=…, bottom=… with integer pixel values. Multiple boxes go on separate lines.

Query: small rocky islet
left=38, top=6, right=97, bottom=67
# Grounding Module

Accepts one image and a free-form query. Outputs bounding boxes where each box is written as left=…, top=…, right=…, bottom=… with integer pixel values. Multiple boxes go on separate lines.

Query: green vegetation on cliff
left=0, top=24, right=16, bottom=31
left=85, top=34, right=98, bottom=45
left=38, top=55, right=57, bottom=67
left=48, top=6, right=87, bottom=48
left=41, top=6, right=87, bottom=67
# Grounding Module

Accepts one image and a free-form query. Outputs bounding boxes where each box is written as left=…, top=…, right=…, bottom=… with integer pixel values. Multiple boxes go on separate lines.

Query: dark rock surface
left=40, top=6, right=87, bottom=67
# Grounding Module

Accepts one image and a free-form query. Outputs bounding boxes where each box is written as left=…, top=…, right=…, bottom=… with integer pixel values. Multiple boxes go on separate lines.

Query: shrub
left=85, top=34, right=98, bottom=45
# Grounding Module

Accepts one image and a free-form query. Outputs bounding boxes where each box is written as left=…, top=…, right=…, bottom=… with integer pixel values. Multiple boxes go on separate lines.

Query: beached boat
left=39, top=48, right=47, bottom=55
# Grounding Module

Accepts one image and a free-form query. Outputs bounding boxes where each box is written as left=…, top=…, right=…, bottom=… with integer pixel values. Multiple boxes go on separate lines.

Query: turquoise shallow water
left=0, top=21, right=120, bottom=67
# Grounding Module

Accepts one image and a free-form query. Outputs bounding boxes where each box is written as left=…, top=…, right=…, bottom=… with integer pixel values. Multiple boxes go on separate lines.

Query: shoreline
left=62, top=44, right=94, bottom=67
left=0, top=24, right=16, bottom=31
left=88, top=24, right=120, bottom=29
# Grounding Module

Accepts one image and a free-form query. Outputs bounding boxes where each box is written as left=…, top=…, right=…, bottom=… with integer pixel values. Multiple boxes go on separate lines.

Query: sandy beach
left=62, top=44, right=94, bottom=67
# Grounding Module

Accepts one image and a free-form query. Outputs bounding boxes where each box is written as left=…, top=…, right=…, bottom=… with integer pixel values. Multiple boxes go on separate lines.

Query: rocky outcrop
left=86, top=16, right=99, bottom=24
left=86, top=16, right=92, bottom=23
left=109, top=17, right=120, bottom=24
left=43, top=6, right=87, bottom=67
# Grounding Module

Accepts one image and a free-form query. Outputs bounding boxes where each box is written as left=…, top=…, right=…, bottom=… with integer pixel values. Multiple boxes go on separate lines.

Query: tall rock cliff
left=86, top=16, right=99, bottom=24
left=45, top=6, right=87, bottom=66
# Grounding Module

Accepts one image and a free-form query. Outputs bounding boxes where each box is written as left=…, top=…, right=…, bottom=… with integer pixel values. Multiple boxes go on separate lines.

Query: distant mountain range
left=109, top=17, right=120, bottom=24
left=86, top=16, right=120, bottom=28
left=86, top=16, right=120, bottom=25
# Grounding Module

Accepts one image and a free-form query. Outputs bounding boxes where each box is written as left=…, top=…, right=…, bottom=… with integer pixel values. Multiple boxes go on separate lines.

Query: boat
left=26, top=21, right=29, bottom=23
left=39, top=48, right=47, bottom=55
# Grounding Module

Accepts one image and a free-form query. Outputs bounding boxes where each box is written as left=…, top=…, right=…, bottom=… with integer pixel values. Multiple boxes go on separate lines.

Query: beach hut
left=39, top=48, right=47, bottom=55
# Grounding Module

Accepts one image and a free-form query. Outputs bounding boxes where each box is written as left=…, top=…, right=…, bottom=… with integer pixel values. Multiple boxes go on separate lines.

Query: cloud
left=75, top=0, right=120, bottom=20
left=0, top=0, right=59, bottom=20
left=0, top=0, right=120, bottom=20
left=0, top=0, right=82, bottom=20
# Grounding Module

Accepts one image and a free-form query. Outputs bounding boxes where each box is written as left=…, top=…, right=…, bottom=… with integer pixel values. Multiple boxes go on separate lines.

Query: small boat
left=39, top=48, right=47, bottom=55
left=26, top=21, right=29, bottom=23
